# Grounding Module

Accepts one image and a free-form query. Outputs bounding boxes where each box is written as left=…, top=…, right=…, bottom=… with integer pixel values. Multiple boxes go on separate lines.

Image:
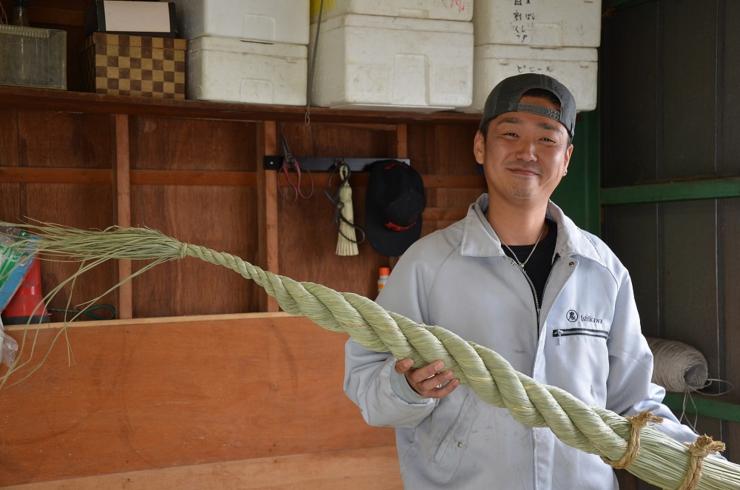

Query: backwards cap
left=479, top=73, right=577, bottom=138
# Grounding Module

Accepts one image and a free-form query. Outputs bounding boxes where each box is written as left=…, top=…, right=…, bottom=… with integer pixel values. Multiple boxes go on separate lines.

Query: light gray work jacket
left=344, top=194, right=697, bottom=490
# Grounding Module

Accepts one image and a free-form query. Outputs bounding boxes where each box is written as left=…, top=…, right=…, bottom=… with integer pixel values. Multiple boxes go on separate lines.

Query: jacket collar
left=460, top=194, right=605, bottom=266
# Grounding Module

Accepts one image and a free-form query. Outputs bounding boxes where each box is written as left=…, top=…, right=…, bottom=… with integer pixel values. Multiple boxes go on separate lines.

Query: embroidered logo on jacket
left=566, top=309, right=603, bottom=324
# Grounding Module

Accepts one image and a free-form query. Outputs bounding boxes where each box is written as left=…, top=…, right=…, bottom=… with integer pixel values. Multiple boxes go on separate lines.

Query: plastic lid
left=379, top=267, right=391, bottom=276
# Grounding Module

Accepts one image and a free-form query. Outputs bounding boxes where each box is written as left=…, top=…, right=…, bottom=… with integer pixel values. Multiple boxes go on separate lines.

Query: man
left=343, top=74, right=697, bottom=489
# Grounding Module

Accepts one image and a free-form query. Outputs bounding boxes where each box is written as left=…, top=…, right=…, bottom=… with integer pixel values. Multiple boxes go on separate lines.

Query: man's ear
left=473, top=130, right=486, bottom=165
left=562, top=143, right=574, bottom=175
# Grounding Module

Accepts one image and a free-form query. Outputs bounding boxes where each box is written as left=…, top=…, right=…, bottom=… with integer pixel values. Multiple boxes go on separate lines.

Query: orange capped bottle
left=377, top=267, right=391, bottom=296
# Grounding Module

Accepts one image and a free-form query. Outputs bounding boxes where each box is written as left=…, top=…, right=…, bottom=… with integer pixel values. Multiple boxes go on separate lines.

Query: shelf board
left=0, top=85, right=482, bottom=125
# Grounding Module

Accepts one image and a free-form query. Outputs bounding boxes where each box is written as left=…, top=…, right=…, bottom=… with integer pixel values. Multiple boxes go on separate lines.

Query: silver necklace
left=502, top=225, right=546, bottom=269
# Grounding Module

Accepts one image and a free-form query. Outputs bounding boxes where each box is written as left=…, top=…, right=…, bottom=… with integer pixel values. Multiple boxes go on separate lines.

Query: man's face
left=473, top=95, right=574, bottom=209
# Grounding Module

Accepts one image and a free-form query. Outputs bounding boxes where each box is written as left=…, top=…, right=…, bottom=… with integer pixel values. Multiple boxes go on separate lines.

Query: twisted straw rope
left=178, top=243, right=737, bottom=489
left=5, top=224, right=740, bottom=490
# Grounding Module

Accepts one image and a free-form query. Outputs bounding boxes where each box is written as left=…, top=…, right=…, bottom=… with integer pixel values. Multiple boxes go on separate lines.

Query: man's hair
left=479, top=88, right=573, bottom=145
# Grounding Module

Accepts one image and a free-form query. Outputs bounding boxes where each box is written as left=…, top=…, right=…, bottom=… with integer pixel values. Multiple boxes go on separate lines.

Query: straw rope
left=3, top=223, right=740, bottom=490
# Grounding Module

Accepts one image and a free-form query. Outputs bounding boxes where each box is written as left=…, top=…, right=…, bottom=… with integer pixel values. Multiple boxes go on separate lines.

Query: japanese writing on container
left=512, top=0, right=535, bottom=43
left=444, top=0, right=466, bottom=12
left=516, top=65, right=555, bottom=74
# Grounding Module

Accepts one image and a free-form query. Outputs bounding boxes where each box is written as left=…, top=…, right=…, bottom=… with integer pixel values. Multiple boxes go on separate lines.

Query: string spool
left=647, top=337, right=708, bottom=393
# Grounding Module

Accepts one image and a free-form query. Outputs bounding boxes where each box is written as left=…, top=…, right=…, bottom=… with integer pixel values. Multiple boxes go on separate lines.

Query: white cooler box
left=188, top=37, right=307, bottom=105
left=175, top=0, right=310, bottom=45
left=310, top=0, right=474, bottom=22
left=474, top=0, right=601, bottom=47
left=310, top=14, right=473, bottom=111
left=470, top=44, right=597, bottom=113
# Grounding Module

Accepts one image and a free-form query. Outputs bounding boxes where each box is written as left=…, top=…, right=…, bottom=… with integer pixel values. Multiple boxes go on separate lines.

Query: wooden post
left=257, top=121, right=279, bottom=312
left=396, top=123, right=408, bottom=158
left=113, top=114, right=133, bottom=319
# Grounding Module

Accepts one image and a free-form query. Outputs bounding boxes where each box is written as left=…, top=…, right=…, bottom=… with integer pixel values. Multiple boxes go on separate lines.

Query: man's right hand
left=394, top=359, right=460, bottom=399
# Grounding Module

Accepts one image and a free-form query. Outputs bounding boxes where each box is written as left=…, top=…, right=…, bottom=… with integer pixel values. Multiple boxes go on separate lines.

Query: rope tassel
left=1, top=222, right=739, bottom=490
left=335, top=163, right=358, bottom=256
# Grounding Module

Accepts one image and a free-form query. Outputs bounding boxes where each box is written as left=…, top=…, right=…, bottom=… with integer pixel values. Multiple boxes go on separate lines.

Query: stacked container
left=471, top=0, right=601, bottom=113
left=309, top=0, right=475, bottom=112
left=175, top=0, right=309, bottom=105
left=0, top=25, right=67, bottom=90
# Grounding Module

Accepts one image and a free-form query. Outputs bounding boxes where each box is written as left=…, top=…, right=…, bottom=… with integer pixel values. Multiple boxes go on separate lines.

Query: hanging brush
left=333, top=162, right=364, bottom=256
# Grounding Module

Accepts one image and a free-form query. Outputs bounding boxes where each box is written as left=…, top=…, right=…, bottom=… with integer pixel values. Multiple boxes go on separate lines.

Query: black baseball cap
left=479, top=74, right=577, bottom=138
left=365, top=160, right=425, bottom=257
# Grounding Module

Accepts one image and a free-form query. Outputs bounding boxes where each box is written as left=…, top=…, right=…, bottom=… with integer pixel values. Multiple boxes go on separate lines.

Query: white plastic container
left=310, top=14, right=473, bottom=111
left=469, top=44, right=597, bottom=113
left=311, top=0, right=474, bottom=22
left=188, top=37, right=307, bottom=105
left=474, top=0, right=601, bottom=48
left=175, top=0, right=310, bottom=45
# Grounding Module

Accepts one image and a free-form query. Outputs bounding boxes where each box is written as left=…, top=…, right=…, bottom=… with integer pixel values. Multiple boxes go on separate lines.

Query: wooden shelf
left=0, top=85, right=482, bottom=124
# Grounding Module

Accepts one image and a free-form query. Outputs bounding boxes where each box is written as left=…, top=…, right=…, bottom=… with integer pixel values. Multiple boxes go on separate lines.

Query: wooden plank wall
left=128, top=116, right=260, bottom=317
left=0, top=108, right=118, bottom=315
left=0, top=0, right=486, bottom=317
left=0, top=314, right=400, bottom=488
left=0, top=107, right=483, bottom=317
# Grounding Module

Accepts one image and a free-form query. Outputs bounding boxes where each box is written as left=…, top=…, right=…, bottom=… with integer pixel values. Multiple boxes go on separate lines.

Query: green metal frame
left=601, top=177, right=740, bottom=205
left=552, top=110, right=601, bottom=234
left=663, top=394, right=740, bottom=424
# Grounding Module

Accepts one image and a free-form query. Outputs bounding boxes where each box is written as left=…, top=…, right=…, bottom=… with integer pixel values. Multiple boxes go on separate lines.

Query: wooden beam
left=396, top=124, right=408, bottom=159
left=0, top=314, right=394, bottom=486
left=130, top=169, right=257, bottom=186
left=0, top=167, right=111, bottom=184
left=0, top=168, right=257, bottom=186
left=256, top=121, right=279, bottom=312
left=113, top=114, right=132, bottom=319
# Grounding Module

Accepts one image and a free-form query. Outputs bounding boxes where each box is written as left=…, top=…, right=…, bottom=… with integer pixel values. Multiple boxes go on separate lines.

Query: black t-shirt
left=501, top=218, right=558, bottom=307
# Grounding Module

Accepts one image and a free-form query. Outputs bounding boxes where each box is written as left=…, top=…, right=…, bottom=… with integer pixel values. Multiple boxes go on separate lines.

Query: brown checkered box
left=84, top=32, right=186, bottom=99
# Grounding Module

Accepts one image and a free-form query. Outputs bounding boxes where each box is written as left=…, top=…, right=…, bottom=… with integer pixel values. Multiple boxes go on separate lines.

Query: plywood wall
left=0, top=314, right=400, bottom=488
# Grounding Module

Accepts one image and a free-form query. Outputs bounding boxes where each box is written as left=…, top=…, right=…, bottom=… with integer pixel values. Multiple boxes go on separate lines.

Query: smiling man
left=343, top=74, right=697, bottom=489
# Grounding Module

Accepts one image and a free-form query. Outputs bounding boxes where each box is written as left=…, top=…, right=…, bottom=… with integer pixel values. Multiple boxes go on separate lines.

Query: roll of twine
left=647, top=337, right=709, bottom=393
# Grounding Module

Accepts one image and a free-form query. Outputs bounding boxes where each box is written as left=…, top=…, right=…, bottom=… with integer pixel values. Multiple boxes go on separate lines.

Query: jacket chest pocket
left=546, top=324, right=611, bottom=406
left=552, top=327, right=609, bottom=344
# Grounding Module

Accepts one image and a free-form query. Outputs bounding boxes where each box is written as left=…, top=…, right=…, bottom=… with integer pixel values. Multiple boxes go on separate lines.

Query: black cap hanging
left=365, top=160, right=425, bottom=257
